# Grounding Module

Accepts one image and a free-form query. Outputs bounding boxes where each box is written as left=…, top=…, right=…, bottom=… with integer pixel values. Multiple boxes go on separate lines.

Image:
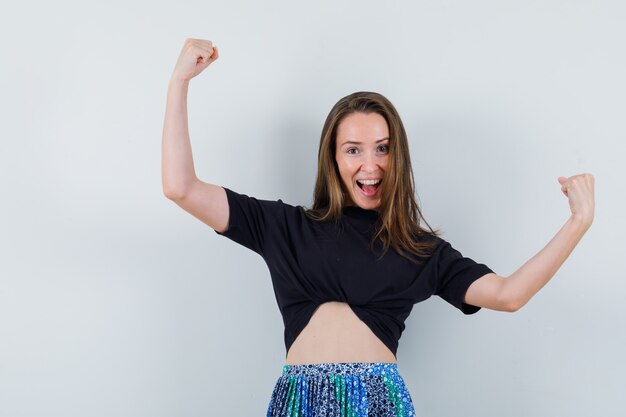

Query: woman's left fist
left=557, top=173, right=595, bottom=228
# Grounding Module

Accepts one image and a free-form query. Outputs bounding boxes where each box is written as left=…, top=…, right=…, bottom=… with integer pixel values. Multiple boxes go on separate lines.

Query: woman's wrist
left=169, top=74, right=190, bottom=89
left=569, top=212, right=593, bottom=232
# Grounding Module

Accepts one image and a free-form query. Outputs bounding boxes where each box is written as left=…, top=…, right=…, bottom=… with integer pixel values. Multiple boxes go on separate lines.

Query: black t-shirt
left=214, top=186, right=494, bottom=358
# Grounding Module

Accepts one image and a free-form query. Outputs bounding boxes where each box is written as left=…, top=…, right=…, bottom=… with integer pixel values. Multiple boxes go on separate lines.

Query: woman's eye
left=346, top=145, right=388, bottom=154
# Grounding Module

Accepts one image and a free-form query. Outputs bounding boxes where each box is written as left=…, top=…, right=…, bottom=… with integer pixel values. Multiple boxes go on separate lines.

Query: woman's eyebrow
left=341, top=137, right=390, bottom=146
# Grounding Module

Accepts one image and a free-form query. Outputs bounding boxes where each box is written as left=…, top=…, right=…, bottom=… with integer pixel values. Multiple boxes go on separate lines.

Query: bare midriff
left=284, top=301, right=397, bottom=365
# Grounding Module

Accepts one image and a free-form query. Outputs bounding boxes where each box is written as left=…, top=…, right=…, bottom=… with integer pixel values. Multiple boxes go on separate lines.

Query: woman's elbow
left=505, top=296, right=528, bottom=313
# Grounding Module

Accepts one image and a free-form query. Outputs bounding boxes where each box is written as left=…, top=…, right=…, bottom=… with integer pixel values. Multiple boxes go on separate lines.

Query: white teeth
left=357, top=179, right=381, bottom=185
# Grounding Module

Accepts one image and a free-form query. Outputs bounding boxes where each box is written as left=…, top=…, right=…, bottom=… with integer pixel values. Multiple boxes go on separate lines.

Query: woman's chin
left=350, top=193, right=380, bottom=210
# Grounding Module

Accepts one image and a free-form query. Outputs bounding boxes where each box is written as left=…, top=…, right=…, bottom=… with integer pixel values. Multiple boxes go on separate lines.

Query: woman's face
left=335, top=112, right=390, bottom=210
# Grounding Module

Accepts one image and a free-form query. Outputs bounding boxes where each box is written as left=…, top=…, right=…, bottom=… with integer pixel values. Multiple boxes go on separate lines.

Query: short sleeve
left=433, top=238, right=494, bottom=314
left=213, top=186, right=285, bottom=256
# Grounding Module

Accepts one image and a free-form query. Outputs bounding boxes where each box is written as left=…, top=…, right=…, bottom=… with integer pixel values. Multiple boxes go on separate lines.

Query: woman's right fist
left=171, top=38, right=219, bottom=82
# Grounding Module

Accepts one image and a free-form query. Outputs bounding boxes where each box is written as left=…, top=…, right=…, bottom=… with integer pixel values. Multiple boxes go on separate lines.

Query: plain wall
left=1, top=0, right=624, bottom=416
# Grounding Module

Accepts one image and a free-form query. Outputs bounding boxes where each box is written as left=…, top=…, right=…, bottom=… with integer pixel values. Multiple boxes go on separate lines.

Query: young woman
left=162, top=38, right=595, bottom=417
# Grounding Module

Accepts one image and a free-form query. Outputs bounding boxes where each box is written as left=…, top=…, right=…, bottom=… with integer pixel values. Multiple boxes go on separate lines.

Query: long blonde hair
left=303, top=91, right=441, bottom=264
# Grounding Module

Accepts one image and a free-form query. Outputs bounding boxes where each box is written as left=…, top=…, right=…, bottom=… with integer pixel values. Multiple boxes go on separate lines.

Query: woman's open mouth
left=356, top=178, right=382, bottom=197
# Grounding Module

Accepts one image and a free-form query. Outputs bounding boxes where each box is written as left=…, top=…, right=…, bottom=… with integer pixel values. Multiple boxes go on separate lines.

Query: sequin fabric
left=266, top=362, right=416, bottom=417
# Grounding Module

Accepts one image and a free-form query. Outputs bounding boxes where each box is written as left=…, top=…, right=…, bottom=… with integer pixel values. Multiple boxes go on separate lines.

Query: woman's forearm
left=161, top=76, right=198, bottom=199
left=504, top=214, right=591, bottom=310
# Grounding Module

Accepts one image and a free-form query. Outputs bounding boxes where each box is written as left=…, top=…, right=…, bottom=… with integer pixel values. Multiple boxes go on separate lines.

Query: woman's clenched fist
left=557, top=173, right=595, bottom=228
left=171, top=38, right=219, bottom=82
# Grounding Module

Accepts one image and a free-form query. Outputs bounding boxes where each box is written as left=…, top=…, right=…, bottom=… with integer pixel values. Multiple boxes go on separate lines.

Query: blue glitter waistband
left=281, top=362, right=399, bottom=378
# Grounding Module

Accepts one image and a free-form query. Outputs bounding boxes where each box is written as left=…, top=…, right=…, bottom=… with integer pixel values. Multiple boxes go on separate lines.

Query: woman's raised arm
left=465, top=173, right=595, bottom=311
left=161, top=38, right=229, bottom=233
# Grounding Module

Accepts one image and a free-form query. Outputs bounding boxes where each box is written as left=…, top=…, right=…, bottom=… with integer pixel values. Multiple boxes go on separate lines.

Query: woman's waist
left=284, top=322, right=397, bottom=365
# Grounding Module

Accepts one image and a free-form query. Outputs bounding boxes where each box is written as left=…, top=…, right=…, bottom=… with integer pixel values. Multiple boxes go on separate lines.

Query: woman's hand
left=171, top=38, right=219, bottom=83
left=557, top=173, right=595, bottom=228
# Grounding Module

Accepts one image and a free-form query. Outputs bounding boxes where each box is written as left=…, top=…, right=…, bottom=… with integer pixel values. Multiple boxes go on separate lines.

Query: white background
left=1, top=1, right=624, bottom=416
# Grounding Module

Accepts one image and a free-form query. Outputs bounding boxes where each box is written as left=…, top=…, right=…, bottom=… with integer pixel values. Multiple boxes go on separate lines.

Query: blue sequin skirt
left=265, top=362, right=416, bottom=417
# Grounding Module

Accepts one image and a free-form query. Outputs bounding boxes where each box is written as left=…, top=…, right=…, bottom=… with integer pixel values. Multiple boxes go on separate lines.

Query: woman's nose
left=362, top=152, right=381, bottom=171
